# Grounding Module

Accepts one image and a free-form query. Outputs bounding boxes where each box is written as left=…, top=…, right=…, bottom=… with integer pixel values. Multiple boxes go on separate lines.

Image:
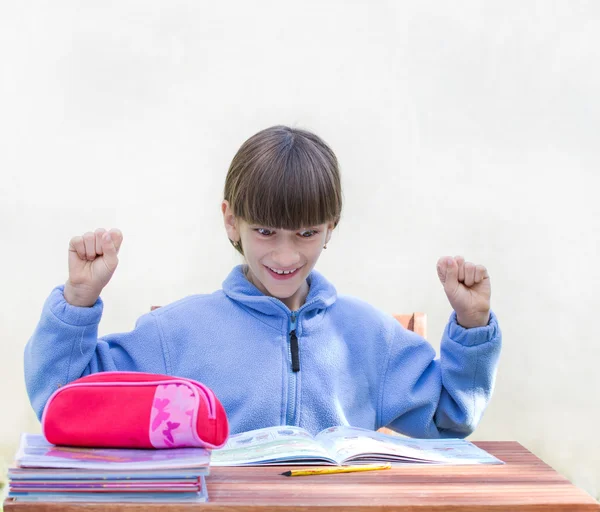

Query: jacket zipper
left=286, top=312, right=298, bottom=425
left=290, top=335, right=300, bottom=373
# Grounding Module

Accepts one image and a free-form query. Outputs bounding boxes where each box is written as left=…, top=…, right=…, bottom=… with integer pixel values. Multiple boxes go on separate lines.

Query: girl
left=25, top=125, right=501, bottom=437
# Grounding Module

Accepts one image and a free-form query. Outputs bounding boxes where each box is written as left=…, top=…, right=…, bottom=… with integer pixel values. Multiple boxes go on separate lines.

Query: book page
left=9, top=475, right=208, bottom=503
left=315, top=426, right=503, bottom=465
left=16, top=434, right=211, bottom=471
left=210, top=426, right=337, bottom=466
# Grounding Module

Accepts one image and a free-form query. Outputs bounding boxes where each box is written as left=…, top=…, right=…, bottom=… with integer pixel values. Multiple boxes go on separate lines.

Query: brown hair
left=224, top=125, right=342, bottom=254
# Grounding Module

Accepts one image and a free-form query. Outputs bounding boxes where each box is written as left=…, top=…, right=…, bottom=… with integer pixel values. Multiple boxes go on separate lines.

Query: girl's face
left=222, top=201, right=333, bottom=311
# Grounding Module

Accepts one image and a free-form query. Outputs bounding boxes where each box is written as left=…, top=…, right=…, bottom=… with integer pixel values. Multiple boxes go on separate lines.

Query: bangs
left=225, top=126, right=342, bottom=229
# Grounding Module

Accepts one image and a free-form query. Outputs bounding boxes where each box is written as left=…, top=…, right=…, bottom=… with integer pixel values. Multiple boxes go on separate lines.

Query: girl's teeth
left=270, top=267, right=297, bottom=275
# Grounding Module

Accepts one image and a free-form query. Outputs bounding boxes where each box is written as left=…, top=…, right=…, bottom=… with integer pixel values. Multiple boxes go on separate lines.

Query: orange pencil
left=281, top=463, right=392, bottom=477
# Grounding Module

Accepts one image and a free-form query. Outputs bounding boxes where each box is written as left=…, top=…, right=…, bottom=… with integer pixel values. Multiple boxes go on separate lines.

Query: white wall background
left=1, top=0, right=599, bottom=502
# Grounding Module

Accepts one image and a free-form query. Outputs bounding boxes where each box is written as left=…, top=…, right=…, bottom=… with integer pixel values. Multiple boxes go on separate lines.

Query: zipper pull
left=290, top=330, right=300, bottom=372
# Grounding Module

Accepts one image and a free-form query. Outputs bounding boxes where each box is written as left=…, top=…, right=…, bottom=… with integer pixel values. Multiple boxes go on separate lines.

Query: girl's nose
left=272, top=245, right=301, bottom=268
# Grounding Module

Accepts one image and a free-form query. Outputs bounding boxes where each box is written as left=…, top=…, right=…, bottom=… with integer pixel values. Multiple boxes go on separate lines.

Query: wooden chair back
left=393, top=312, right=427, bottom=339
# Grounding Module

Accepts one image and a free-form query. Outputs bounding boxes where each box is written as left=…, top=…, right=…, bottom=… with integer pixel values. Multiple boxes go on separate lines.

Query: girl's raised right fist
left=63, top=228, right=123, bottom=307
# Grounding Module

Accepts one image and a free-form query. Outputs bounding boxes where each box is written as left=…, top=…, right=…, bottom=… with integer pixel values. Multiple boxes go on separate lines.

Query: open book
left=210, top=425, right=503, bottom=466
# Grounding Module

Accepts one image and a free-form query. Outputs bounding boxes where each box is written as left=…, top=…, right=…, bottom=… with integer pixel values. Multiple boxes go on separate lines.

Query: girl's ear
left=221, top=200, right=240, bottom=243
left=325, top=221, right=335, bottom=245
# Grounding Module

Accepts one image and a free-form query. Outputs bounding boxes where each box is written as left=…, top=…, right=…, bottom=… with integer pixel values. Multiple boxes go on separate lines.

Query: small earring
left=323, top=244, right=328, bottom=249
left=229, top=239, right=239, bottom=248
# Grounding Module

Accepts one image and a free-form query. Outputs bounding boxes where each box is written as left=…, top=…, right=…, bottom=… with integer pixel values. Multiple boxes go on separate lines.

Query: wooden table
left=4, top=442, right=599, bottom=511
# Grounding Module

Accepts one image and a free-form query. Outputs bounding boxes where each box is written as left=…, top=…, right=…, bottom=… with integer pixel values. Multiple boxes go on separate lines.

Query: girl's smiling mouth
left=265, top=265, right=302, bottom=279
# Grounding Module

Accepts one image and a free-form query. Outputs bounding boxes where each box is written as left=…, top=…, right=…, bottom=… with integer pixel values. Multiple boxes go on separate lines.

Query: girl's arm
left=379, top=311, right=501, bottom=438
left=24, top=285, right=167, bottom=420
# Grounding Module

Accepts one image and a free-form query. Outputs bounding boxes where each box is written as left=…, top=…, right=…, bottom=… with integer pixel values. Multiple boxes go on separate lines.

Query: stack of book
left=7, top=434, right=211, bottom=503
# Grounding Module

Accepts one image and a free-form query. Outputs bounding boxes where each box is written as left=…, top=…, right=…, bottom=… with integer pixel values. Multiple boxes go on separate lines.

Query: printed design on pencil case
left=149, top=383, right=198, bottom=448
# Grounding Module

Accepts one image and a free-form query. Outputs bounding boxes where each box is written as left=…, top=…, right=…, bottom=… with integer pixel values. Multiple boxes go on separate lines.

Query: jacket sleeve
left=379, top=310, right=501, bottom=438
left=24, top=285, right=168, bottom=420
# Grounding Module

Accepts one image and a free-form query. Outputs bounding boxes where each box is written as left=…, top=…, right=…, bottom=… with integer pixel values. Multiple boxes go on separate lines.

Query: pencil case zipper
left=42, top=373, right=217, bottom=427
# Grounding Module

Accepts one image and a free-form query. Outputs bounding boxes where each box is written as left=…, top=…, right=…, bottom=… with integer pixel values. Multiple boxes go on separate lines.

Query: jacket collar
left=222, top=265, right=337, bottom=332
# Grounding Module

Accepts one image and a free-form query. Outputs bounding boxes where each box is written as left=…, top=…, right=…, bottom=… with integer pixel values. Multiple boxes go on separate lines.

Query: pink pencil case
left=42, top=371, right=229, bottom=449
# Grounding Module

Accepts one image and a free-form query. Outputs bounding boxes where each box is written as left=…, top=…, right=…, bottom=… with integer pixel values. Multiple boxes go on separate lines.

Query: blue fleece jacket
left=24, top=265, right=501, bottom=437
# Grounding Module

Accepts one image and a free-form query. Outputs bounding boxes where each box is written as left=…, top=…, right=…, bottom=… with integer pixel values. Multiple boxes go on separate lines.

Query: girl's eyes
left=254, top=228, right=318, bottom=238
